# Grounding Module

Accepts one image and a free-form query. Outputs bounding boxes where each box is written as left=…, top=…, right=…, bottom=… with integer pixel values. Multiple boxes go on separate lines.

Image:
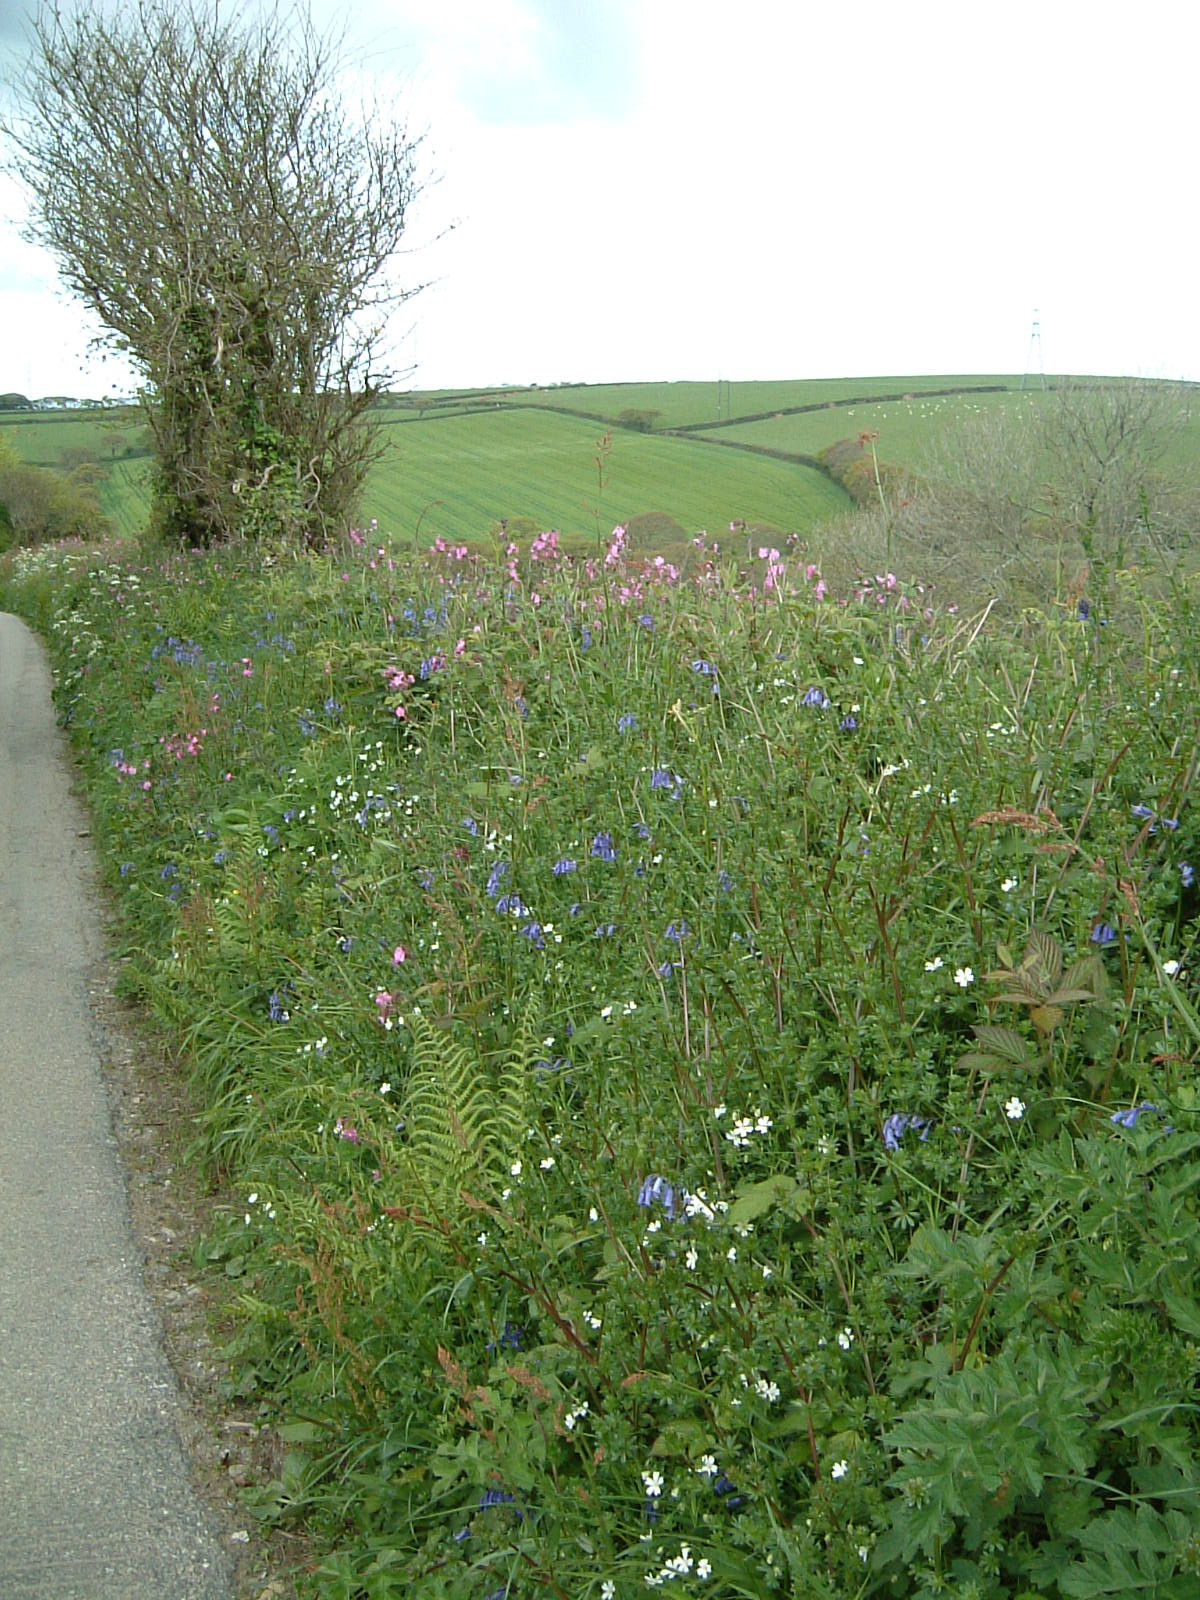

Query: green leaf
left=727, top=1173, right=802, bottom=1226
left=971, top=1024, right=1034, bottom=1064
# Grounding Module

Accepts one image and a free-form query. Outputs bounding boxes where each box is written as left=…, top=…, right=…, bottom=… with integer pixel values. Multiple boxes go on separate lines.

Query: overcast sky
left=1, top=0, right=1197, bottom=397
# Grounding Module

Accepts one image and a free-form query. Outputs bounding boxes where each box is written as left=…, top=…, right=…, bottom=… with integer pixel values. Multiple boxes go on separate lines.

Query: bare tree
left=3, top=0, right=425, bottom=545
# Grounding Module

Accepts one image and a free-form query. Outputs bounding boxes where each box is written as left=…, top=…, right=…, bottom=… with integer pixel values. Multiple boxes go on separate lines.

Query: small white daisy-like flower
left=540, top=1155, right=555, bottom=1170
left=755, top=1112, right=773, bottom=1134
left=924, top=955, right=944, bottom=972
left=510, top=1160, right=522, bottom=1177
left=831, top=1459, right=849, bottom=1479
left=642, top=1469, right=664, bottom=1498
left=476, top=1231, right=488, bottom=1247
left=755, top=1378, right=781, bottom=1403
left=601, top=1583, right=615, bottom=1600
left=762, top=1263, right=773, bottom=1279
left=696, top=1559, right=712, bottom=1580
left=1004, top=1096, right=1026, bottom=1121
left=684, top=1246, right=699, bottom=1270
left=727, top=1246, right=737, bottom=1262
left=1001, top=876, right=1018, bottom=893
left=588, top=1205, right=599, bottom=1222
left=697, top=1454, right=718, bottom=1477
left=1163, top=959, right=1181, bottom=977
left=837, top=1326, right=854, bottom=1349
left=954, top=966, right=975, bottom=987
left=713, top=1103, right=727, bottom=1119
left=379, top=1081, right=392, bottom=1096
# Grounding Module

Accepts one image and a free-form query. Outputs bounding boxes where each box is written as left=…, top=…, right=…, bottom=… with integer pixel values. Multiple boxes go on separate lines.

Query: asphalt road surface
left=0, top=611, right=231, bottom=1598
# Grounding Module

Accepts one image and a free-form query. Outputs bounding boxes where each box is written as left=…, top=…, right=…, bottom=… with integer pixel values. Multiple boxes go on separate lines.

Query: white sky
left=1, top=0, right=1197, bottom=398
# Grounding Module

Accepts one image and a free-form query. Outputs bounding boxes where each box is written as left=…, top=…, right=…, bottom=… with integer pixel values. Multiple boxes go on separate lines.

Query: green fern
left=394, top=1002, right=538, bottom=1217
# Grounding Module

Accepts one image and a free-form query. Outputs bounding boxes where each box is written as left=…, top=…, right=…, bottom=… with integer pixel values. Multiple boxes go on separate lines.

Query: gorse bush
left=3, top=525, right=1199, bottom=1598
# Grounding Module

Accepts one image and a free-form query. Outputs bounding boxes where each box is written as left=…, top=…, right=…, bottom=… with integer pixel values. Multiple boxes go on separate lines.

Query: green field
left=5, top=375, right=1196, bottom=547
left=695, top=389, right=1044, bottom=462
left=363, top=405, right=849, bottom=546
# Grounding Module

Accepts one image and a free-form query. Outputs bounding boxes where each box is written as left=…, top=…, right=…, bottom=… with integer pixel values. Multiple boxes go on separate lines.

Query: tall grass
left=3, top=521, right=1199, bottom=1599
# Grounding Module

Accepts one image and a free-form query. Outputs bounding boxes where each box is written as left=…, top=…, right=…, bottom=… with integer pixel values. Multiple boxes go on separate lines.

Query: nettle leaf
left=1029, top=1003, right=1066, bottom=1034
left=970, top=1024, right=1034, bottom=1065
left=1023, top=928, right=1064, bottom=992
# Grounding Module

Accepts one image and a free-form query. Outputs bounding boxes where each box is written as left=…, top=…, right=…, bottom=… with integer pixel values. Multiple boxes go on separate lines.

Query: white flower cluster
left=724, top=1107, right=773, bottom=1148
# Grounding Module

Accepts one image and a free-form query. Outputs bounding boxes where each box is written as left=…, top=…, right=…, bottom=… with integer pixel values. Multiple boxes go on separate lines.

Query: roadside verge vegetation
left=3, top=520, right=1199, bottom=1599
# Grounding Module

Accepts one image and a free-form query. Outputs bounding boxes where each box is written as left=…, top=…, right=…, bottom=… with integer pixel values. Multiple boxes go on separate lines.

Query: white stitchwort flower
left=1001, top=876, right=1018, bottom=893
left=1005, top=1096, right=1026, bottom=1121
left=831, top=1459, right=849, bottom=1480
left=696, top=1559, right=711, bottom=1580
left=684, top=1246, right=699, bottom=1271
left=954, top=965, right=975, bottom=987
left=1163, top=958, right=1182, bottom=977
left=642, top=1469, right=664, bottom=1498
left=924, top=955, right=944, bottom=972
left=601, top=1583, right=615, bottom=1600
left=755, top=1377, right=781, bottom=1403
left=697, top=1454, right=719, bottom=1477
left=837, top=1326, right=855, bottom=1350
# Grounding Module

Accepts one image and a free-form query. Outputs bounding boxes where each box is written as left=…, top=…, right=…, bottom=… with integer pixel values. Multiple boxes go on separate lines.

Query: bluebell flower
left=263, top=824, right=279, bottom=845
left=479, top=1488, right=522, bottom=1522
left=324, top=697, right=341, bottom=718
left=495, top=894, right=525, bottom=917
left=553, top=857, right=577, bottom=875
left=1090, top=922, right=1118, bottom=947
left=298, top=713, right=315, bottom=737
left=882, top=1113, right=931, bottom=1152
left=486, top=860, right=510, bottom=899
left=268, top=991, right=289, bottom=1023
left=637, top=1173, right=677, bottom=1219
left=463, top=817, right=478, bottom=836
left=712, top=1472, right=745, bottom=1510
left=691, top=658, right=717, bottom=676
left=593, top=922, right=617, bottom=938
left=1110, top=1102, right=1161, bottom=1129
left=520, top=921, right=545, bottom=949
left=1077, top=597, right=1091, bottom=620
left=617, top=713, right=637, bottom=733
left=657, top=961, right=676, bottom=979
left=637, top=614, right=654, bottom=630
left=580, top=625, right=592, bottom=651
left=665, top=921, right=689, bottom=942
left=1182, top=863, right=1195, bottom=889
left=160, top=863, right=176, bottom=879
left=716, top=871, right=734, bottom=893
left=590, top=832, right=616, bottom=862
left=650, top=768, right=674, bottom=791
left=839, top=714, right=857, bottom=733
left=569, top=902, right=582, bottom=917
left=1130, top=803, right=1156, bottom=821
left=485, top=1322, right=524, bottom=1354
left=634, top=823, right=651, bottom=839
left=213, top=849, right=228, bottom=866
left=417, top=868, right=435, bottom=891
left=802, top=686, right=831, bottom=709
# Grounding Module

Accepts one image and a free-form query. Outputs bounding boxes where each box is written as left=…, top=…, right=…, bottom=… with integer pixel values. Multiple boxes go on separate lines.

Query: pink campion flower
left=806, top=563, right=820, bottom=582
left=392, top=946, right=407, bottom=966
left=454, top=639, right=465, bottom=657
left=334, top=1118, right=360, bottom=1144
left=813, top=579, right=828, bottom=601
left=349, top=528, right=364, bottom=546
left=885, top=572, right=898, bottom=591
left=374, top=991, right=394, bottom=1019
left=394, top=705, right=406, bottom=720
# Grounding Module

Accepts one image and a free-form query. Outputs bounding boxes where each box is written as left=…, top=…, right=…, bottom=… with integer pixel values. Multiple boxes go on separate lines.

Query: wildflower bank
left=4, top=529, right=1199, bottom=1598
